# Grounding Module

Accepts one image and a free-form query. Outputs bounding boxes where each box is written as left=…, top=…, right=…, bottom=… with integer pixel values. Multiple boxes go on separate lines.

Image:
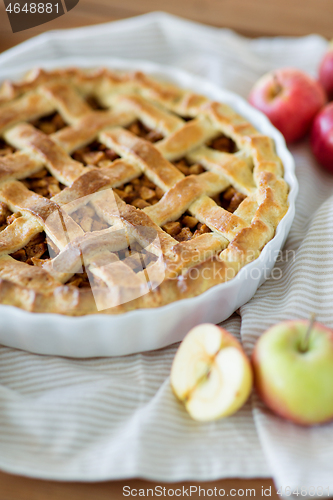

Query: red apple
left=249, top=68, right=326, bottom=143
left=319, top=40, right=333, bottom=101
left=310, top=102, right=333, bottom=172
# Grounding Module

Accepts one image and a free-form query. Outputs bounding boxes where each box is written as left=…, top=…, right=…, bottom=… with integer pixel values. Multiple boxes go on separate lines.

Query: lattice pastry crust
left=0, top=68, right=288, bottom=315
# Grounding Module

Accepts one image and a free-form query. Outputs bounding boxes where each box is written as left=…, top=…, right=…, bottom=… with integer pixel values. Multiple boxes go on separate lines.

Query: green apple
left=252, top=319, right=333, bottom=426
left=170, top=324, right=253, bottom=422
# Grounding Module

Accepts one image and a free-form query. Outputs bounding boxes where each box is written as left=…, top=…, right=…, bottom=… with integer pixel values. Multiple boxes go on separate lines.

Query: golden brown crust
left=0, top=67, right=289, bottom=315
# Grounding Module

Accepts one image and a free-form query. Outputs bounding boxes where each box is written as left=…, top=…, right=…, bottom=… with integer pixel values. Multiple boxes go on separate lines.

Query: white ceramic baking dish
left=0, top=57, right=298, bottom=357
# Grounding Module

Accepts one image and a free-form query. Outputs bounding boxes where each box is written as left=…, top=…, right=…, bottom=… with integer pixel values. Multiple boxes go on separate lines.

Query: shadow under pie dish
left=0, top=66, right=290, bottom=317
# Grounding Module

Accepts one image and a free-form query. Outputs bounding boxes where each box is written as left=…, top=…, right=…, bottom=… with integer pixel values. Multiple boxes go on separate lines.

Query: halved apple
left=170, top=324, right=253, bottom=421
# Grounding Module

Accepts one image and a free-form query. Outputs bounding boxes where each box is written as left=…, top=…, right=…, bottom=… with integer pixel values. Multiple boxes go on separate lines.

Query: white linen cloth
left=0, top=12, right=332, bottom=491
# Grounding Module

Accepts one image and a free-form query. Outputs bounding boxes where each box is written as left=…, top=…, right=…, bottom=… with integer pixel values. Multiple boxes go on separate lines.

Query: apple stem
left=271, top=74, right=283, bottom=99
left=300, top=313, right=316, bottom=352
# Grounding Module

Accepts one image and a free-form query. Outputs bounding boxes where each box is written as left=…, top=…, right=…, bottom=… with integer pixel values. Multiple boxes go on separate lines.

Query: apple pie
left=0, top=68, right=288, bottom=315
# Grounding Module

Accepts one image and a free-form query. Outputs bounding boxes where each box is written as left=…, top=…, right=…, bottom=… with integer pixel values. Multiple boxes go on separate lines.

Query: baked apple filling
left=72, top=141, right=120, bottom=166
left=30, top=112, right=67, bottom=135
left=0, top=138, right=16, bottom=156
left=22, top=168, right=66, bottom=199
left=162, top=215, right=211, bottom=242
left=85, top=95, right=107, bottom=110
left=117, top=240, right=158, bottom=273
left=214, top=187, right=247, bottom=213
left=208, top=133, right=238, bottom=153
left=126, top=119, right=164, bottom=143
left=173, top=157, right=205, bottom=176
left=71, top=203, right=109, bottom=232
left=10, top=232, right=49, bottom=265
left=0, top=202, right=13, bottom=232
left=114, top=174, right=164, bottom=209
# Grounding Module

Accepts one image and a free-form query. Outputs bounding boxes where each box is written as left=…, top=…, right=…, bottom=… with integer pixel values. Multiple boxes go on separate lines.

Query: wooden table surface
left=0, top=1, right=331, bottom=499
left=0, top=0, right=332, bottom=52
left=0, top=474, right=281, bottom=500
